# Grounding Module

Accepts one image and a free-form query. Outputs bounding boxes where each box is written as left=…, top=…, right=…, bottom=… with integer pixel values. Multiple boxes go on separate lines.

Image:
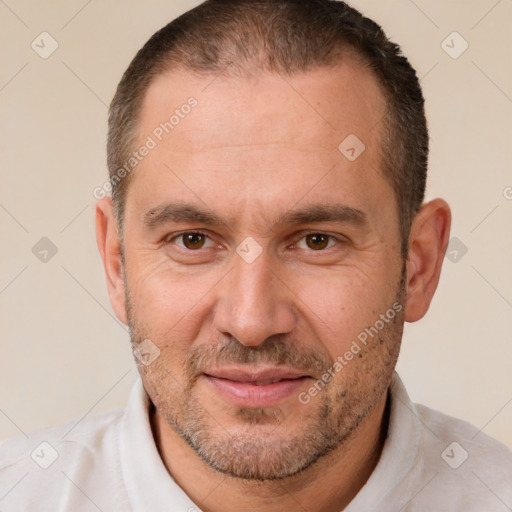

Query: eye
left=172, top=232, right=214, bottom=250
left=297, top=233, right=337, bottom=251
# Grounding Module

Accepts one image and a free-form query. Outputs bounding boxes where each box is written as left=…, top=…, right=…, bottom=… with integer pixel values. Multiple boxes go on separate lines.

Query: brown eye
left=182, top=232, right=206, bottom=250
left=305, top=233, right=329, bottom=250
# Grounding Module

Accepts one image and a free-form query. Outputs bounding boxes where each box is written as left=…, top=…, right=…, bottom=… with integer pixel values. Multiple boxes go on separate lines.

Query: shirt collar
left=344, top=372, right=425, bottom=511
left=119, top=378, right=199, bottom=511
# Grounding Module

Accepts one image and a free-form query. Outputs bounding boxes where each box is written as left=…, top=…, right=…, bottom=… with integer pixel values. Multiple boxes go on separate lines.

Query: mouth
left=203, top=367, right=313, bottom=408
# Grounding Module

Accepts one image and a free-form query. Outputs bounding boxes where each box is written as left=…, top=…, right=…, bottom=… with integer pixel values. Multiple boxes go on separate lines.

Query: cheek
left=125, top=255, right=224, bottom=343
left=291, top=267, right=400, bottom=359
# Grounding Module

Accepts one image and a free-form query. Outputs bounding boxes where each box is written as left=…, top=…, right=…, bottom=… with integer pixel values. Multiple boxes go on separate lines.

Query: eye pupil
left=183, top=233, right=205, bottom=249
left=306, top=233, right=329, bottom=250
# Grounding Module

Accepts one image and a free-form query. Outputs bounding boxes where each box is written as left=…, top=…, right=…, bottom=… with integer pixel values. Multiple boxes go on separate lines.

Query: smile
left=203, top=367, right=312, bottom=408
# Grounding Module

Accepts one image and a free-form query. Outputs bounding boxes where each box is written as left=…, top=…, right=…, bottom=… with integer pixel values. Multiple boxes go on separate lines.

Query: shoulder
left=415, top=402, right=512, bottom=465
left=413, top=402, right=512, bottom=509
left=389, top=374, right=512, bottom=469
left=0, top=408, right=128, bottom=511
left=382, top=375, right=512, bottom=510
left=0, top=407, right=124, bottom=469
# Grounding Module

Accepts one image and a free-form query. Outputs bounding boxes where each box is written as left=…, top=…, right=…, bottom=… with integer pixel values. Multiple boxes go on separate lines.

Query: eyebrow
left=143, top=202, right=368, bottom=231
left=277, top=204, right=368, bottom=228
left=143, top=203, right=226, bottom=229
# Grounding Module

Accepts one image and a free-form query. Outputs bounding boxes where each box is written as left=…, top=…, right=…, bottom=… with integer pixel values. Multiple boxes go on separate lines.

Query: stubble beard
left=125, top=277, right=405, bottom=481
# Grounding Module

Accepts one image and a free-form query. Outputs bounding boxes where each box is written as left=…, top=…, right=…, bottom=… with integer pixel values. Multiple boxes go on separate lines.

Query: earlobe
left=404, top=198, right=451, bottom=323
left=95, top=197, right=128, bottom=324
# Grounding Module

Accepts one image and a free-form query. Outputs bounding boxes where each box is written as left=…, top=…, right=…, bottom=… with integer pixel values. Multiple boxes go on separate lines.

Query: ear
left=95, top=197, right=127, bottom=324
left=404, top=198, right=451, bottom=322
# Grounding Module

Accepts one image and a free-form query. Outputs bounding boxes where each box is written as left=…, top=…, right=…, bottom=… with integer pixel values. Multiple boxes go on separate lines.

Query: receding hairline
left=118, top=58, right=389, bottom=225
left=127, top=49, right=389, bottom=172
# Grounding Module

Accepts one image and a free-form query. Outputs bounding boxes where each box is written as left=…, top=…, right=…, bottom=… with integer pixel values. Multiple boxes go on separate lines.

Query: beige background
left=1, top=0, right=511, bottom=449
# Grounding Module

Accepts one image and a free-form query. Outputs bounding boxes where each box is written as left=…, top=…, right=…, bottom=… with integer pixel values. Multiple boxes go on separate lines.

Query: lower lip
left=204, top=375, right=311, bottom=408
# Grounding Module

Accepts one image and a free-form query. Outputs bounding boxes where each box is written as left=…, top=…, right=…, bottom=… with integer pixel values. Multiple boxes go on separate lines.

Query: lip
left=203, top=367, right=312, bottom=408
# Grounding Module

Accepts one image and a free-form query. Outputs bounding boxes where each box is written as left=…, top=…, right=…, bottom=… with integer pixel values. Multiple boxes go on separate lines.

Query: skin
left=96, top=56, right=451, bottom=511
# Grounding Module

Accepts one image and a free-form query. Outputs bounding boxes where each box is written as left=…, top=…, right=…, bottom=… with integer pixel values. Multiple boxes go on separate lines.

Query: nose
left=213, top=250, right=296, bottom=347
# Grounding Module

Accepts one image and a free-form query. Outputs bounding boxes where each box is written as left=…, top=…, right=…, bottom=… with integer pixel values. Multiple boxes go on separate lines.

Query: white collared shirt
left=1, top=373, right=511, bottom=511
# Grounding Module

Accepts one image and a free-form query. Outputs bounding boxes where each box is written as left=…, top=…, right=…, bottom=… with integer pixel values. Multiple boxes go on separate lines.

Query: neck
left=151, top=392, right=389, bottom=512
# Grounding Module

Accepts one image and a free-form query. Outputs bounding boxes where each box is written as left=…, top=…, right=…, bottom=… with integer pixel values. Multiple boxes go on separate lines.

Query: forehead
left=125, top=59, right=392, bottom=230
left=138, top=58, right=386, bottom=152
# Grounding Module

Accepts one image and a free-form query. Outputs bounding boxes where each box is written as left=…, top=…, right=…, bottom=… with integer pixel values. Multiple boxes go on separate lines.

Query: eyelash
left=167, top=231, right=216, bottom=249
left=165, top=230, right=345, bottom=251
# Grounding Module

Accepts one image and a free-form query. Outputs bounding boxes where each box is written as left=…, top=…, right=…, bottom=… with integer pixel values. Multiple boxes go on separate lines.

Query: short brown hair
left=107, top=0, right=427, bottom=257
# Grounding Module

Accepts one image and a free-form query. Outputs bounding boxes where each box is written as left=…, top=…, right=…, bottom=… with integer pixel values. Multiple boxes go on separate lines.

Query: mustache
left=184, top=335, right=334, bottom=382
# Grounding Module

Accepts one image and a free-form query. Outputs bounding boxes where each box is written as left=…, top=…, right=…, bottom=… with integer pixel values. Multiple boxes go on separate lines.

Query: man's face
left=121, top=59, right=405, bottom=479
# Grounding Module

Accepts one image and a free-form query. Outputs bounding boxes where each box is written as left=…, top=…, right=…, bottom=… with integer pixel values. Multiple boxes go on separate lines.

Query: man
left=1, top=0, right=511, bottom=510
